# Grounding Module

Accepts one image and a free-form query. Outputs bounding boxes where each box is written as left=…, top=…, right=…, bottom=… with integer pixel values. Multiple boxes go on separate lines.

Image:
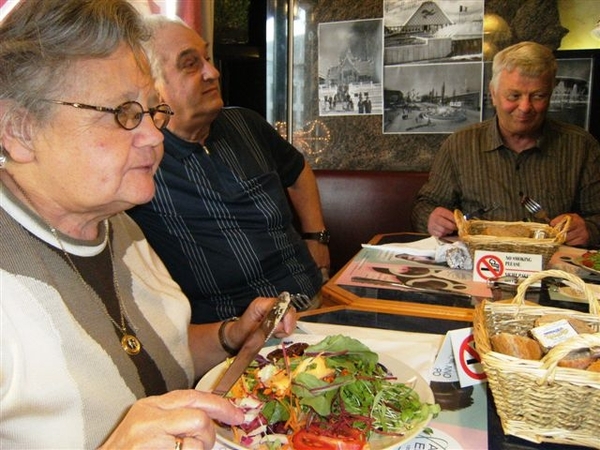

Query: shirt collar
left=0, top=182, right=107, bottom=256
left=484, top=115, right=546, bottom=153
left=163, top=128, right=205, bottom=160
left=483, top=116, right=505, bottom=152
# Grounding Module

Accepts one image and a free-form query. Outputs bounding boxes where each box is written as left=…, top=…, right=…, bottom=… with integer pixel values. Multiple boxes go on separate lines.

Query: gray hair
left=490, top=41, right=557, bottom=90
left=0, top=0, right=150, bottom=136
left=141, top=15, right=189, bottom=86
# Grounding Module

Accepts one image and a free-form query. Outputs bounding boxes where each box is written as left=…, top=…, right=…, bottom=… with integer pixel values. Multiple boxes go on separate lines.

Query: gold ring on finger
left=174, top=437, right=183, bottom=450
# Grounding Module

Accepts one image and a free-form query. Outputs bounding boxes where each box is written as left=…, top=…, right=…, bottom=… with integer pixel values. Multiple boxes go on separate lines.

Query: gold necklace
left=50, top=223, right=142, bottom=356
left=5, top=176, right=142, bottom=355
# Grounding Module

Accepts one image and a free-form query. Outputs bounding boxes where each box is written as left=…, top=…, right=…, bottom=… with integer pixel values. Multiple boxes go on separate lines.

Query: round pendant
left=121, top=334, right=142, bottom=355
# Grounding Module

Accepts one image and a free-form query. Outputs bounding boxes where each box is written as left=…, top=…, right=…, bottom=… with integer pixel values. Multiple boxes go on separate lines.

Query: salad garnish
left=580, top=250, right=600, bottom=271
left=223, top=335, right=440, bottom=449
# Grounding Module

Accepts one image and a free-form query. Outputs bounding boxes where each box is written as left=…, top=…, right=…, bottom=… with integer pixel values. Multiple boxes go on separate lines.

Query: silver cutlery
left=289, top=293, right=315, bottom=311
left=486, top=275, right=541, bottom=291
left=212, top=292, right=291, bottom=396
left=521, top=195, right=551, bottom=223
left=463, top=203, right=499, bottom=220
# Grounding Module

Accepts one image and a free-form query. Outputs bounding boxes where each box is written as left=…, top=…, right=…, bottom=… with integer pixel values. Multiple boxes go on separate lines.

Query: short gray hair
left=0, top=0, right=150, bottom=135
left=142, top=15, right=189, bottom=86
left=490, top=41, right=557, bottom=90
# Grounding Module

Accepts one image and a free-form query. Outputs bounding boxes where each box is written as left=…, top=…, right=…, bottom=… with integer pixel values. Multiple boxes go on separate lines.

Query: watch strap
left=301, top=229, right=330, bottom=244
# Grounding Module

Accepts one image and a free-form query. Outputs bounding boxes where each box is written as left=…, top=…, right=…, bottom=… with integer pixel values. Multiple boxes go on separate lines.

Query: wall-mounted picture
left=383, top=61, right=482, bottom=134
left=318, top=19, right=383, bottom=116
left=384, top=0, right=484, bottom=65
left=482, top=57, right=593, bottom=131
left=382, top=0, right=484, bottom=134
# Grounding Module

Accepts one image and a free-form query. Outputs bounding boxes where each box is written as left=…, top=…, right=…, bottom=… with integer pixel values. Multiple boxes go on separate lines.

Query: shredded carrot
left=231, top=425, right=242, bottom=442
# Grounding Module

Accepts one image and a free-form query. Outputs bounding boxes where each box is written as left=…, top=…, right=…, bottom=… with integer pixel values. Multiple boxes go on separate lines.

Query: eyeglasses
left=44, top=100, right=174, bottom=130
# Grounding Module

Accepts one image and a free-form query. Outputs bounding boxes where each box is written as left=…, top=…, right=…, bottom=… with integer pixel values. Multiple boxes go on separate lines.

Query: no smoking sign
left=448, top=328, right=487, bottom=387
left=458, top=334, right=486, bottom=381
left=472, top=250, right=542, bottom=283
left=475, top=254, right=504, bottom=280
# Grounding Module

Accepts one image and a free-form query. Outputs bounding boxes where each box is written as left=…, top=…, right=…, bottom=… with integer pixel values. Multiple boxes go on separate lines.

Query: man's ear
left=0, top=102, right=35, bottom=163
left=488, top=82, right=497, bottom=107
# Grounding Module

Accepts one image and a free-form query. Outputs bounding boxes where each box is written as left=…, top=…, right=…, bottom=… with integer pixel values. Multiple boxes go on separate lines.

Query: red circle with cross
left=476, top=254, right=504, bottom=280
left=459, top=335, right=486, bottom=380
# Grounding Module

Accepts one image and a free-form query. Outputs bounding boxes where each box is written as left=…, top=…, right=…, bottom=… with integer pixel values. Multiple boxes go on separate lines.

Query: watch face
left=319, top=231, right=331, bottom=244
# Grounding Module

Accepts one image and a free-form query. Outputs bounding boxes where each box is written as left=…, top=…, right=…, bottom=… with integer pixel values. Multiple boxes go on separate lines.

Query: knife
left=463, top=204, right=499, bottom=220
left=212, top=292, right=291, bottom=396
left=351, top=276, right=473, bottom=300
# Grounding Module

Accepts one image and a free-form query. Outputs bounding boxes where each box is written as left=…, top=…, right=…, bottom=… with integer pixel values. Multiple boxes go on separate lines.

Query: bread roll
left=490, top=332, right=543, bottom=360
left=480, top=225, right=531, bottom=238
left=586, top=359, right=600, bottom=372
left=557, top=349, right=595, bottom=369
left=534, top=314, right=595, bottom=335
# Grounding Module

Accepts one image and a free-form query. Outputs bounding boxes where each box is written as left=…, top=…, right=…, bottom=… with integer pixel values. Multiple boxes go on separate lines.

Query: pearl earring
left=0, top=146, right=7, bottom=169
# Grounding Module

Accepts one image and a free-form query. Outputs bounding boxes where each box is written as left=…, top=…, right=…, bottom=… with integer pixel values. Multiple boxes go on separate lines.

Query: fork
left=521, top=195, right=551, bottom=223
left=289, top=293, right=318, bottom=311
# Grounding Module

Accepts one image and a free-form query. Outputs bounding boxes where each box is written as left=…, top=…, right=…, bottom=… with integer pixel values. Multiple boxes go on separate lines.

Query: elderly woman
left=0, top=1, right=295, bottom=449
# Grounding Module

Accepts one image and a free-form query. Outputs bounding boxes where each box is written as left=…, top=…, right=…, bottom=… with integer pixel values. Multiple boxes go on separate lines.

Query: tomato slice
left=292, top=425, right=366, bottom=450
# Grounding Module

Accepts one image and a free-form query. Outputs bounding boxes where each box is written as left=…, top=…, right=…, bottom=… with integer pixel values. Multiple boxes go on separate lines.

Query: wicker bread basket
left=473, top=269, right=600, bottom=448
left=454, top=210, right=570, bottom=268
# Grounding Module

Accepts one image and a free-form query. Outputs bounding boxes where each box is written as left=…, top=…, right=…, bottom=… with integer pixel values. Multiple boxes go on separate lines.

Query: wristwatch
left=302, top=229, right=330, bottom=244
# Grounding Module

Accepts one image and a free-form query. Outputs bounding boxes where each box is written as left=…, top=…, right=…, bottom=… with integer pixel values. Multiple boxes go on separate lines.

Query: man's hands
left=427, top=207, right=457, bottom=237
left=552, top=213, right=589, bottom=247
left=427, top=207, right=590, bottom=247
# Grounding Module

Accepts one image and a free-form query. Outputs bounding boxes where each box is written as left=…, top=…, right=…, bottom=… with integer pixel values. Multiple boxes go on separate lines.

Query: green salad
left=225, top=335, right=440, bottom=449
left=580, top=251, right=600, bottom=271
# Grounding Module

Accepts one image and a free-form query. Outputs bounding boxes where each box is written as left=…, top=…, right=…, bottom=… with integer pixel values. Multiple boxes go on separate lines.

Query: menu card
left=336, top=247, right=492, bottom=298
left=397, top=383, right=488, bottom=450
left=398, top=328, right=488, bottom=450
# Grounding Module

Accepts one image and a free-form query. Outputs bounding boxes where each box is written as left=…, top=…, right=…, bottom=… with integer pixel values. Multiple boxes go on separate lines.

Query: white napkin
left=362, top=236, right=440, bottom=258
left=362, top=237, right=473, bottom=269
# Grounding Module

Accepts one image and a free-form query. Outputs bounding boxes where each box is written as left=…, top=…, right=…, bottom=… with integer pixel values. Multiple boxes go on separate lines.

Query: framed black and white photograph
left=318, top=19, right=383, bottom=117
left=383, top=0, right=484, bottom=66
left=383, top=61, right=482, bottom=134
left=382, top=0, right=484, bottom=134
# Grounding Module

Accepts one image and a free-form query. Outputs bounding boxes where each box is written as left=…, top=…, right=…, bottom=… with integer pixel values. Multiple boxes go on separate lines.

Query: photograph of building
left=384, top=0, right=483, bottom=65
left=318, top=19, right=383, bottom=116
left=382, top=0, right=484, bottom=133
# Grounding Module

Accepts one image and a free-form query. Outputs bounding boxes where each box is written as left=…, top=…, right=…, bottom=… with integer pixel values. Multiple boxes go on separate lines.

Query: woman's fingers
left=100, top=390, right=244, bottom=449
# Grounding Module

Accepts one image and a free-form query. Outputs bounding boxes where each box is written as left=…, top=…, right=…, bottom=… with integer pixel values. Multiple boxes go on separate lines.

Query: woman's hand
left=99, top=390, right=244, bottom=450
left=188, top=296, right=298, bottom=378
left=228, top=296, right=297, bottom=347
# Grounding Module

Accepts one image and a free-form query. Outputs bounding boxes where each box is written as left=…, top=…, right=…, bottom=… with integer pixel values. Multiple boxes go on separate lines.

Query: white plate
left=571, top=253, right=600, bottom=277
left=196, top=335, right=435, bottom=450
left=558, top=283, right=600, bottom=301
